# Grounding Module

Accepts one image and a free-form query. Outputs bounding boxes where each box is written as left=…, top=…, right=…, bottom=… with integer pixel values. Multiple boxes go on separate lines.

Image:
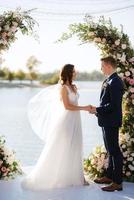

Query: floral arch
left=0, top=8, right=37, bottom=54
left=0, top=8, right=36, bottom=179
left=60, top=16, right=134, bottom=182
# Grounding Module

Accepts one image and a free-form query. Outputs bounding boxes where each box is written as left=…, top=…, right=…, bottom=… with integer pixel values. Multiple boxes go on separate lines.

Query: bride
left=22, top=64, right=91, bottom=190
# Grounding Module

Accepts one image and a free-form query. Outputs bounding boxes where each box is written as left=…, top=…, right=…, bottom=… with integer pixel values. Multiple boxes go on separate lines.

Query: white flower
left=97, top=166, right=101, bottom=171
left=101, top=146, right=106, bottom=153
left=123, top=151, right=128, bottom=157
left=129, top=157, right=133, bottom=162
left=125, top=132, right=130, bottom=140
left=88, top=32, right=95, bottom=37
left=123, top=92, right=128, bottom=98
left=0, top=27, right=1, bottom=31
left=117, top=67, right=121, bottom=72
left=122, top=144, right=126, bottom=149
left=100, top=153, right=105, bottom=160
left=130, top=68, right=134, bottom=74
left=94, top=37, right=101, bottom=43
left=126, top=171, right=131, bottom=176
left=0, top=57, right=4, bottom=64
left=125, top=71, right=131, bottom=76
left=10, top=26, right=17, bottom=33
left=128, top=164, right=134, bottom=171
left=12, top=22, right=18, bottom=27
left=0, top=40, right=4, bottom=44
left=13, top=12, right=21, bottom=19
left=88, top=166, right=91, bottom=171
left=4, top=25, right=10, bottom=31
left=115, top=39, right=120, bottom=46
left=120, top=53, right=126, bottom=62
left=131, top=153, right=134, bottom=157
left=117, top=53, right=121, bottom=59
left=132, top=99, right=134, bottom=105
left=102, top=38, right=106, bottom=43
left=129, top=57, right=134, bottom=62
left=119, top=72, right=124, bottom=78
left=3, top=146, right=12, bottom=157
left=122, top=44, right=127, bottom=49
left=130, top=87, right=134, bottom=93
left=7, top=32, right=12, bottom=36
left=3, top=40, right=8, bottom=45
left=7, top=156, right=14, bottom=165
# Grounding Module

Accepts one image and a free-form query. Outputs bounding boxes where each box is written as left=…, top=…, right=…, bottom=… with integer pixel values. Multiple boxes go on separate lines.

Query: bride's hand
left=84, top=105, right=92, bottom=111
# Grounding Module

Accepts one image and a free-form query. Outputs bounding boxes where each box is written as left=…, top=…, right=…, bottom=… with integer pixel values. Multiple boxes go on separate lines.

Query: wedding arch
left=60, top=16, right=134, bottom=182
left=0, top=8, right=37, bottom=179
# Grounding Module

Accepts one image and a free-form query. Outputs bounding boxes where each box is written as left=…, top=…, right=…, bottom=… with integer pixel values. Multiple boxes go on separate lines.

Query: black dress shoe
left=101, top=182, right=123, bottom=192
left=94, top=177, right=112, bottom=184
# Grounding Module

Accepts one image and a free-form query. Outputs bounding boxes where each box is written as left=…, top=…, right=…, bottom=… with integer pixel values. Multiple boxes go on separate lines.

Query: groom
left=89, top=56, right=124, bottom=192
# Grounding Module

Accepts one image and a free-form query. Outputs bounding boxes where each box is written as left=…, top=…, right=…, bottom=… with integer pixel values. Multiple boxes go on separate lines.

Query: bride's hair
left=60, top=64, right=74, bottom=85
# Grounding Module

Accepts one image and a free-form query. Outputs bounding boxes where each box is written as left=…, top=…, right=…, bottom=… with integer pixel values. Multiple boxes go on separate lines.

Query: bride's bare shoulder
left=60, top=85, right=68, bottom=93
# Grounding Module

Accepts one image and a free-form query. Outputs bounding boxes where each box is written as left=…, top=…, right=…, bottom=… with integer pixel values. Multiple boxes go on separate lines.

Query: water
left=0, top=81, right=103, bottom=166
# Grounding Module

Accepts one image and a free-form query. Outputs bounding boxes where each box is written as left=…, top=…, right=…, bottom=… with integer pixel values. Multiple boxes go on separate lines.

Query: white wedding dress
left=22, top=84, right=84, bottom=190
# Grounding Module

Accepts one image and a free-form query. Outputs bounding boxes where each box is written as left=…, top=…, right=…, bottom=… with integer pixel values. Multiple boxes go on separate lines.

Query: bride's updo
left=60, top=64, right=74, bottom=85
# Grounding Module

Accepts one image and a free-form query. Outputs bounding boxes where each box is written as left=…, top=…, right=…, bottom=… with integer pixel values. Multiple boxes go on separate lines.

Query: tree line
left=0, top=56, right=105, bottom=85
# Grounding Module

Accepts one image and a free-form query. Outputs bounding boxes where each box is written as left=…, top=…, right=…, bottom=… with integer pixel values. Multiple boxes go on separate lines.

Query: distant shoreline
left=0, top=80, right=102, bottom=88
left=0, top=81, right=47, bottom=88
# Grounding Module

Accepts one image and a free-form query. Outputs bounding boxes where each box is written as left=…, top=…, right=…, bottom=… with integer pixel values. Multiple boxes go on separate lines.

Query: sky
left=0, top=0, right=134, bottom=73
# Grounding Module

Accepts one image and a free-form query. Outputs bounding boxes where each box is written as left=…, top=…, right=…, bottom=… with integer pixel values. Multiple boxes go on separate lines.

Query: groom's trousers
left=102, top=127, right=123, bottom=185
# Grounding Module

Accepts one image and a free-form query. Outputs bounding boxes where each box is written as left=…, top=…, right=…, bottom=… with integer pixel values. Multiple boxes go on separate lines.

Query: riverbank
left=0, top=81, right=47, bottom=88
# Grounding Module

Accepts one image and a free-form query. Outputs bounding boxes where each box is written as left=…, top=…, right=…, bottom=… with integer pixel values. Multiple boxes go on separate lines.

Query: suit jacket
left=96, top=72, right=124, bottom=127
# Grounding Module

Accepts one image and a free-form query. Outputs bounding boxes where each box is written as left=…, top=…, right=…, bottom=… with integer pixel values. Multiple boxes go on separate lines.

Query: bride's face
left=72, top=68, right=77, bottom=80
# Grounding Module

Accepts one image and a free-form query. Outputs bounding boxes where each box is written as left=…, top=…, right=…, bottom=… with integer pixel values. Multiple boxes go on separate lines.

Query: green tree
left=2, top=67, right=14, bottom=82
left=15, top=70, right=26, bottom=83
left=6, top=71, right=14, bottom=82
left=0, top=69, right=5, bottom=80
left=26, top=56, right=41, bottom=84
left=40, top=71, right=59, bottom=85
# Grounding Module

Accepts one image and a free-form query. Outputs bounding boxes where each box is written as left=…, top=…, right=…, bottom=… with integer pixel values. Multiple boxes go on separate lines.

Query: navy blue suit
left=96, top=72, right=124, bottom=184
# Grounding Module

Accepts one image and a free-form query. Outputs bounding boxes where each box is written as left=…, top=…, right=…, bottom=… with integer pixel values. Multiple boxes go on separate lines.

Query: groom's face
left=101, top=61, right=109, bottom=75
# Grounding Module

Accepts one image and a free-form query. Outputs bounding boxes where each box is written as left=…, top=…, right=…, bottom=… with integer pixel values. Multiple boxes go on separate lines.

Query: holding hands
left=84, top=105, right=97, bottom=114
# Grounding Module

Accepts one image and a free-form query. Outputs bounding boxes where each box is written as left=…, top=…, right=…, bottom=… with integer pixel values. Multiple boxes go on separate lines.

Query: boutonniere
left=103, top=82, right=108, bottom=88
left=102, top=82, right=109, bottom=90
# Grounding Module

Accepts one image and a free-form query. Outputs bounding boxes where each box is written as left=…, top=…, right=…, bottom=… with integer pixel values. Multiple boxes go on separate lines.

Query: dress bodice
left=65, top=85, right=79, bottom=105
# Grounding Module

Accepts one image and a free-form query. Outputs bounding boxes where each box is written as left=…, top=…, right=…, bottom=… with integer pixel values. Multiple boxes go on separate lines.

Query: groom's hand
left=89, top=105, right=97, bottom=114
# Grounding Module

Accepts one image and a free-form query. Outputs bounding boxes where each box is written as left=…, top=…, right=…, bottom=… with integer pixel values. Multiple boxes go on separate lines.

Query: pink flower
left=126, top=172, right=131, bottom=176
left=129, top=57, right=134, bottom=63
left=131, top=94, right=134, bottom=99
left=130, top=87, right=134, bottom=93
left=2, top=32, right=7, bottom=39
left=129, top=79, right=134, bottom=85
left=1, top=167, right=7, bottom=173
left=124, top=77, right=130, bottom=82
left=0, top=160, right=3, bottom=166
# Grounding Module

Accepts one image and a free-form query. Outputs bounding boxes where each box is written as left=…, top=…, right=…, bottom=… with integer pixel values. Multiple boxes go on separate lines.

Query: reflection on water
left=0, top=81, right=103, bottom=166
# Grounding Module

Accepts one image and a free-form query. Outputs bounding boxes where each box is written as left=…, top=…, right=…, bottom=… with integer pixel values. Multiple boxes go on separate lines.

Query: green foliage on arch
left=0, top=8, right=38, bottom=53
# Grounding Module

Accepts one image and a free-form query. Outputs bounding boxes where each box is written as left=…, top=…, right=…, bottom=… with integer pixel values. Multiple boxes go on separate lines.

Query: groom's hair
left=101, top=56, right=116, bottom=68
